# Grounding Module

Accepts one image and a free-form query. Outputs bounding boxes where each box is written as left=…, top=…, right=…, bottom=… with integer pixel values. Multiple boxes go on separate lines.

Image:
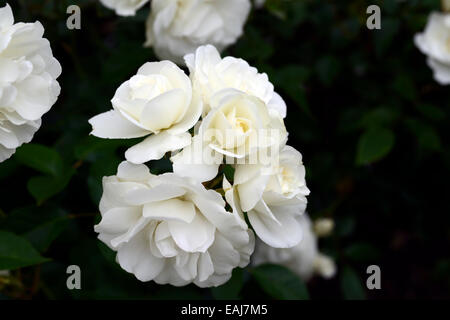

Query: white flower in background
left=171, top=88, right=287, bottom=182
left=89, top=61, right=202, bottom=164
left=0, top=270, right=10, bottom=277
left=252, top=214, right=336, bottom=281
left=443, top=0, right=450, bottom=12
left=99, top=0, right=150, bottom=16
left=95, top=161, right=254, bottom=287
left=185, top=45, right=286, bottom=117
left=253, top=0, right=266, bottom=9
left=145, top=0, right=251, bottom=64
left=415, top=12, right=450, bottom=85
left=231, top=146, right=310, bottom=248
left=0, top=4, right=61, bottom=162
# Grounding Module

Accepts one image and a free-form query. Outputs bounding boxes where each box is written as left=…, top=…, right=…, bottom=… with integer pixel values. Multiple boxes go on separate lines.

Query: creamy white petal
left=168, top=214, right=215, bottom=253
left=89, top=110, right=149, bottom=139
left=248, top=208, right=303, bottom=248
left=116, top=229, right=165, bottom=281
left=125, top=131, right=191, bottom=164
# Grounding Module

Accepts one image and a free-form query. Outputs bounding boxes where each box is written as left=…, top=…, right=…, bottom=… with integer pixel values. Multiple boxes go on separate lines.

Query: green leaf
left=0, top=205, right=69, bottom=253
left=251, top=264, right=309, bottom=300
left=358, top=107, right=399, bottom=129
left=74, top=136, right=133, bottom=161
left=27, top=168, right=75, bottom=204
left=340, top=266, right=366, bottom=300
left=356, top=127, right=395, bottom=165
left=211, top=268, right=244, bottom=300
left=0, top=231, right=49, bottom=270
left=15, top=144, right=64, bottom=176
left=405, top=118, right=442, bottom=152
left=344, top=243, right=381, bottom=262
left=415, top=104, right=446, bottom=122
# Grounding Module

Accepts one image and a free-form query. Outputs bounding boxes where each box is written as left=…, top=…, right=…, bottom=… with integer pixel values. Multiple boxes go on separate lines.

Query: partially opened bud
left=314, top=218, right=335, bottom=237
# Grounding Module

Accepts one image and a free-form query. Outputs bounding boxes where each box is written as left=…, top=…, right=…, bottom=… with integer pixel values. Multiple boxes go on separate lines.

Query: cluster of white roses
left=89, top=44, right=320, bottom=287
left=415, top=4, right=450, bottom=85
left=99, top=0, right=251, bottom=64
left=0, top=4, right=61, bottom=162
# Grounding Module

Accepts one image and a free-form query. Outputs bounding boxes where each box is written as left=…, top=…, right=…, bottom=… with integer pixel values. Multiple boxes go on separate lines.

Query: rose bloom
left=171, top=89, right=287, bottom=182
left=230, top=146, right=310, bottom=248
left=89, top=61, right=201, bottom=164
left=99, top=0, right=150, bottom=16
left=415, top=12, right=450, bottom=85
left=0, top=4, right=61, bottom=162
left=185, top=45, right=286, bottom=118
left=145, top=0, right=251, bottom=64
left=95, top=161, right=254, bottom=287
left=252, top=214, right=336, bottom=281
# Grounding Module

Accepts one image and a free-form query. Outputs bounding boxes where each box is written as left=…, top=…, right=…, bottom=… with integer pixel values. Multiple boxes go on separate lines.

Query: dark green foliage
left=0, top=0, right=449, bottom=299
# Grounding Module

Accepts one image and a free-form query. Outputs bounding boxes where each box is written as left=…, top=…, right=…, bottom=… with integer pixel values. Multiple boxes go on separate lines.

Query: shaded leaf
left=15, top=144, right=64, bottom=176
left=27, top=168, right=75, bottom=204
left=251, top=264, right=309, bottom=300
left=340, top=266, right=366, bottom=300
left=344, top=243, right=381, bottom=262
left=356, top=127, right=395, bottom=165
left=0, top=231, right=49, bottom=270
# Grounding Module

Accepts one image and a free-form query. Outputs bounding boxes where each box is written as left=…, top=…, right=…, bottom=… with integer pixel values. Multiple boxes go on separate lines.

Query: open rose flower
left=145, top=0, right=251, bottom=64
left=185, top=45, right=286, bottom=117
left=171, top=89, right=287, bottom=182
left=99, top=0, right=150, bottom=16
left=95, top=161, right=254, bottom=287
left=0, top=4, right=61, bottom=162
left=415, top=12, right=450, bottom=85
left=89, top=61, right=202, bottom=164
left=252, top=214, right=336, bottom=281
left=229, top=145, right=310, bottom=248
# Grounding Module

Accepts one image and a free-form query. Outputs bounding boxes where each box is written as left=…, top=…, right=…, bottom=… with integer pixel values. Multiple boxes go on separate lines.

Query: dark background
left=0, top=0, right=449, bottom=299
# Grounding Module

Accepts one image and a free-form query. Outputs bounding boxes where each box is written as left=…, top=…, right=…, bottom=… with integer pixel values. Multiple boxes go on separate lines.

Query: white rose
left=231, top=145, right=310, bottom=248
left=89, top=61, right=202, bottom=164
left=252, top=214, right=336, bottom=281
left=415, top=12, right=450, bottom=85
left=185, top=45, right=286, bottom=117
left=145, top=0, right=251, bottom=64
left=171, top=89, right=287, bottom=182
left=0, top=4, right=61, bottom=162
left=99, top=0, right=150, bottom=16
left=95, top=161, right=254, bottom=287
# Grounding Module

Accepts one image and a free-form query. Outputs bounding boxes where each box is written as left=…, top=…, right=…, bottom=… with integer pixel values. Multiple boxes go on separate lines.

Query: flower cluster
left=90, top=44, right=317, bottom=287
left=0, top=4, right=61, bottom=162
left=99, top=0, right=251, bottom=64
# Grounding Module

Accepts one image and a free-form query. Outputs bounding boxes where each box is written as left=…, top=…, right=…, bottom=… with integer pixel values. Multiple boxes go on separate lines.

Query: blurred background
left=0, top=0, right=449, bottom=299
